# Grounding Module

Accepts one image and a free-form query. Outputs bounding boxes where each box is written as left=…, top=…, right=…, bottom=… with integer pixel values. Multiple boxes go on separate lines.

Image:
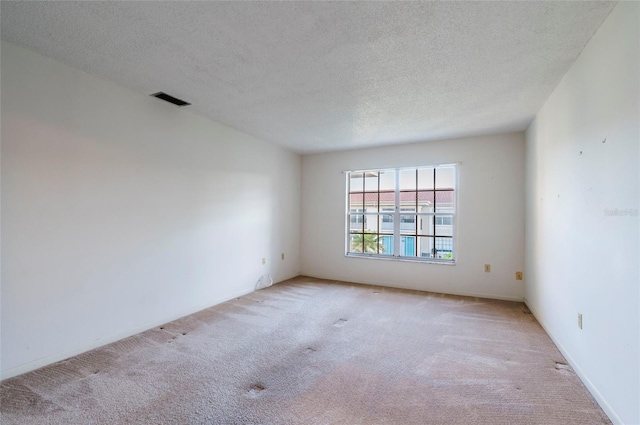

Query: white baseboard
left=524, top=300, right=622, bottom=425
left=1, top=285, right=257, bottom=381
left=302, top=274, right=524, bottom=302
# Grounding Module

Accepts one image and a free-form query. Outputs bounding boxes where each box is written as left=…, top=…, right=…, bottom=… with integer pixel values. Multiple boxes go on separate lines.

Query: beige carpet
left=1, top=276, right=610, bottom=424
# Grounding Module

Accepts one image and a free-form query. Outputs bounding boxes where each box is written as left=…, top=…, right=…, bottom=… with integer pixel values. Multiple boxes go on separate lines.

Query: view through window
left=346, top=166, right=456, bottom=262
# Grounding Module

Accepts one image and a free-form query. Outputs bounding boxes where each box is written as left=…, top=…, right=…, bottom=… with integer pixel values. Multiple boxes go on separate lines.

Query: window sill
left=345, top=253, right=456, bottom=265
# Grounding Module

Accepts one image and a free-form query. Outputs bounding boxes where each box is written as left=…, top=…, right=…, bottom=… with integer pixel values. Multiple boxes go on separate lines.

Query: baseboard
left=523, top=300, right=622, bottom=425
left=300, top=274, right=524, bottom=302
left=0, top=285, right=257, bottom=381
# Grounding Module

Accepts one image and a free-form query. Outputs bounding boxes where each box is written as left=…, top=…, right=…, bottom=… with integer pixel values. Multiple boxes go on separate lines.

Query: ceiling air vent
left=150, top=92, right=191, bottom=107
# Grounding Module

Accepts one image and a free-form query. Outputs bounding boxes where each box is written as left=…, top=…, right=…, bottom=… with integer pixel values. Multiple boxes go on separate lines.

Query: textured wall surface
left=1, top=41, right=301, bottom=379
left=525, top=2, right=639, bottom=423
left=301, top=132, right=526, bottom=301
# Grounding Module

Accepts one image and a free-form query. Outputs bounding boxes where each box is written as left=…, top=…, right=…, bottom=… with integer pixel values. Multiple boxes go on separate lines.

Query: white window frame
left=345, top=165, right=457, bottom=264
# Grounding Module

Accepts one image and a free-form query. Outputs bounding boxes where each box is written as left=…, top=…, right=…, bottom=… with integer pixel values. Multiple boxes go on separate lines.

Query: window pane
left=349, top=213, right=364, bottom=232
left=379, top=212, right=394, bottom=234
left=349, top=233, right=363, bottom=253
left=418, top=237, right=434, bottom=258
left=363, top=192, right=378, bottom=211
left=379, top=171, right=395, bottom=192
left=418, top=168, right=434, bottom=190
left=419, top=215, right=434, bottom=236
left=400, top=215, right=416, bottom=234
left=434, top=190, right=454, bottom=213
left=435, top=215, right=453, bottom=236
left=349, top=192, right=363, bottom=210
left=400, top=194, right=416, bottom=212
left=399, top=169, right=416, bottom=191
left=364, top=214, right=378, bottom=233
left=436, top=167, right=455, bottom=189
left=379, top=235, right=394, bottom=255
left=364, top=172, right=378, bottom=192
left=435, top=237, right=454, bottom=259
left=417, top=191, right=434, bottom=212
left=399, top=236, right=416, bottom=256
left=378, top=191, right=394, bottom=211
left=350, top=233, right=381, bottom=254
left=350, top=172, right=364, bottom=193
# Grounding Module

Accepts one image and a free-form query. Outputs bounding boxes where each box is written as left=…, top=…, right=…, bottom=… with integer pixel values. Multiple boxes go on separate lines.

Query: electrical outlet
left=262, top=258, right=266, bottom=265
left=578, top=313, right=582, bottom=330
left=484, top=264, right=491, bottom=273
left=281, top=253, right=285, bottom=260
left=516, top=271, right=523, bottom=280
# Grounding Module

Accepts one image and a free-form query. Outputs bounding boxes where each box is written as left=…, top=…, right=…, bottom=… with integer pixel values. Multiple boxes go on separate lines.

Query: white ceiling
left=1, top=1, right=616, bottom=154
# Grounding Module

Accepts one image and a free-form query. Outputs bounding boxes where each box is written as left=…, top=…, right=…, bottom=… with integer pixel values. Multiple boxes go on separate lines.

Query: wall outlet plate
left=516, top=271, right=523, bottom=280
left=578, top=313, right=583, bottom=330
left=484, top=264, right=491, bottom=273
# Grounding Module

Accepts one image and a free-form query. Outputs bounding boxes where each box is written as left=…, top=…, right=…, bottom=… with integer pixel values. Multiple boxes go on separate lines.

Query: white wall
left=524, top=2, right=639, bottom=424
left=301, top=132, right=525, bottom=301
left=0, top=41, right=301, bottom=379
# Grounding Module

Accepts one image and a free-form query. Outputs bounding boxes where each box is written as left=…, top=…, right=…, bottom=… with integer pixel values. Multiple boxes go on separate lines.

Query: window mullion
left=346, top=173, right=352, bottom=255
left=414, top=170, right=418, bottom=248
left=361, top=173, right=366, bottom=235
left=393, top=169, right=400, bottom=257
left=432, top=168, right=436, bottom=257
left=377, top=173, right=381, bottom=254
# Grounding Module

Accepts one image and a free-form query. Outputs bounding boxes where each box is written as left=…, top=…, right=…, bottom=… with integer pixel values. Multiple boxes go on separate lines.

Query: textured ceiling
left=1, top=1, right=616, bottom=153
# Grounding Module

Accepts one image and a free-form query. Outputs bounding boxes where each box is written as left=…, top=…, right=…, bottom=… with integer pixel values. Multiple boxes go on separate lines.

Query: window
left=435, top=216, right=452, bottom=226
left=346, top=165, right=456, bottom=262
left=350, top=209, right=364, bottom=225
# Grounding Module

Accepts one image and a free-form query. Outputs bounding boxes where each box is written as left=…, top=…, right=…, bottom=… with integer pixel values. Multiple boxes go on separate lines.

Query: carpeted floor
left=1, top=276, right=610, bottom=424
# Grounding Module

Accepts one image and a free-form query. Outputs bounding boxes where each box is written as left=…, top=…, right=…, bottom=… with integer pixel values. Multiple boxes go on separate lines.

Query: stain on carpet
left=247, top=384, right=266, bottom=397
left=0, top=381, right=62, bottom=415
left=332, top=318, right=348, bottom=328
left=554, top=361, right=572, bottom=373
